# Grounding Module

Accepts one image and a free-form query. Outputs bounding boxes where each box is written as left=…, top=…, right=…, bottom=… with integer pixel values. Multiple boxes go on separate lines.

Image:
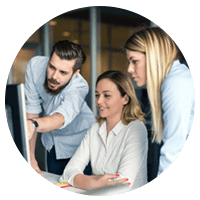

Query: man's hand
left=27, top=114, right=43, bottom=174
left=31, top=157, right=43, bottom=174
left=27, top=119, right=35, bottom=140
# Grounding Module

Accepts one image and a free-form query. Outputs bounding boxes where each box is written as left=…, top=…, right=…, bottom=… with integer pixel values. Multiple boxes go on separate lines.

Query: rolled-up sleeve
left=25, top=58, right=43, bottom=114
left=50, top=83, right=89, bottom=129
left=158, top=70, right=195, bottom=175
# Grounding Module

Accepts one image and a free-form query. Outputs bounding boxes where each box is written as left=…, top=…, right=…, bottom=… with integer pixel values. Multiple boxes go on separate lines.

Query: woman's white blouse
left=60, top=120, right=148, bottom=190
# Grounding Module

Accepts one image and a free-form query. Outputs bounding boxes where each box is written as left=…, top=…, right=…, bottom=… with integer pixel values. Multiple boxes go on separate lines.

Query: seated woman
left=60, top=70, right=148, bottom=190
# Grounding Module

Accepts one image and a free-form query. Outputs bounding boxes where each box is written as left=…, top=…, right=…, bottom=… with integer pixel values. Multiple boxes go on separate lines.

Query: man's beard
left=43, top=74, right=72, bottom=95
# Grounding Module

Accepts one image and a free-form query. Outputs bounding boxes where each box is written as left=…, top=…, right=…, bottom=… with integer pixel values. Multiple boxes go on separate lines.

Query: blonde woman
left=124, top=27, right=195, bottom=176
left=60, top=71, right=148, bottom=190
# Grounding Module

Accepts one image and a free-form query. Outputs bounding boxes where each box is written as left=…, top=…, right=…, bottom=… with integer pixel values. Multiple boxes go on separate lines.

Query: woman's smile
left=99, top=106, right=109, bottom=112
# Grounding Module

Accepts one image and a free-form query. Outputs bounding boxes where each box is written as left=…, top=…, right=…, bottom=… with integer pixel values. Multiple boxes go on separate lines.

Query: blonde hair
left=124, top=27, right=180, bottom=143
left=96, top=70, right=145, bottom=125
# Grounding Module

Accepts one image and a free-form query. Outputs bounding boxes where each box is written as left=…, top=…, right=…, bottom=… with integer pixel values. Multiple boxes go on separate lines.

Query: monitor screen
left=5, top=83, right=31, bottom=164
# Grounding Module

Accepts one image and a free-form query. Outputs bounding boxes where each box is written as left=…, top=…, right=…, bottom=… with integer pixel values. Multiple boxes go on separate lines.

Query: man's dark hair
left=49, top=40, right=86, bottom=73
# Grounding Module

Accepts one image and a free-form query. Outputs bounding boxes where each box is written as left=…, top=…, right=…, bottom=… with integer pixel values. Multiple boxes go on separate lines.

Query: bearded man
left=25, top=40, right=95, bottom=175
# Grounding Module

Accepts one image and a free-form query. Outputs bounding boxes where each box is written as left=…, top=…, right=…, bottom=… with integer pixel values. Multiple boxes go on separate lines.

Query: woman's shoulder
left=162, top=60, right=194, bottom=93
left=124, top=120, right=148, bottom=143
left=163, top=61, right=192, bottom=85
left=127, top=120, right=148, bottom=134
left=128, top=119, right=146, bottom=126
left=91, top=121, right=99, bottom=128
left=88, top=122, right=100, bottom=134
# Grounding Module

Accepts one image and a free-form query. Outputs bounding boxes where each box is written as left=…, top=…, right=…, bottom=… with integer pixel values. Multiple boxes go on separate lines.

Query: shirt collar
left=99, top=120, right=124, bottom=136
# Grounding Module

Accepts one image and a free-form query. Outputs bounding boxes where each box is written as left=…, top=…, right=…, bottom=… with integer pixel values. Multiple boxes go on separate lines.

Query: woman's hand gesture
left=93, top=174, right=130, bottom=189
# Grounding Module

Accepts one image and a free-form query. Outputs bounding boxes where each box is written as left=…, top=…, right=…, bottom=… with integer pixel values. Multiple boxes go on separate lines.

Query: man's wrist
left=28, top=119, right=39, bottom=131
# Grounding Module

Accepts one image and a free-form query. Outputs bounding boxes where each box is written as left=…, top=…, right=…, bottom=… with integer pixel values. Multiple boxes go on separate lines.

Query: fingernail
left=128, top=182, right=131, bottom=186
left=126, top=178, right=129, bottom=181
left=61, top=185, right=70, bottom=188
left=116, top=174, right=120, bottom=177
